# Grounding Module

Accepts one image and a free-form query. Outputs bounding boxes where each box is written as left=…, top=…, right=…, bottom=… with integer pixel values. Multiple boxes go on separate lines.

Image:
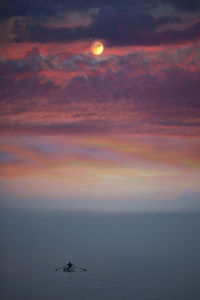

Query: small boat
left=63, top=265, right=75, bottom=272
left=55, top=262, right=87, bottom=273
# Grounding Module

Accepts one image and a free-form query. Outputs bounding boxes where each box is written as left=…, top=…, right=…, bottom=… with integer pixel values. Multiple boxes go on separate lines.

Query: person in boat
left=65, top=261, right=73, bottom=271
left=67, top=262, right=73, bottom=268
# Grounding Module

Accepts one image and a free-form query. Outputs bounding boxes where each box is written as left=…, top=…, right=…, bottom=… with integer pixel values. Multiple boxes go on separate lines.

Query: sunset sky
left=0, top=0, right=200, bottom=212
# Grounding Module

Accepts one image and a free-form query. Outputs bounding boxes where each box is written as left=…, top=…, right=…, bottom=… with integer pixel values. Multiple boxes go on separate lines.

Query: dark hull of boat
left=63, top=267, right=75, bottom=272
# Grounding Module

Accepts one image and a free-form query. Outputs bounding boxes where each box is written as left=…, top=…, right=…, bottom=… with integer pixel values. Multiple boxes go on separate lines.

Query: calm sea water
left=1, top=211, right=200, bottom=300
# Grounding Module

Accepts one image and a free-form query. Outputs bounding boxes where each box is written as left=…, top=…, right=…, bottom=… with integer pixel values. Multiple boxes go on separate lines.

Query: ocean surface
left=1, top=211, right=200, bottom=300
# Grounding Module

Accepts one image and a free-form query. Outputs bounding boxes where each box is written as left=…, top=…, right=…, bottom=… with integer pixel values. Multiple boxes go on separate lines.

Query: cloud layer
left=0, top=0, right=200, bottom=211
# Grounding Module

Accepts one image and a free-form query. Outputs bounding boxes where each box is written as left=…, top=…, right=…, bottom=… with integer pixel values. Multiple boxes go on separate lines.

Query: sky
left=0, top=0, right=200, bottom=212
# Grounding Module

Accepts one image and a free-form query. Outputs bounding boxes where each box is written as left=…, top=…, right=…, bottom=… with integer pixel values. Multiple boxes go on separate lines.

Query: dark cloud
left=1, top=117, right=199, bottom=136
left=11, top=5, right=200, bottom=46
left=0, top=120, right=113, bottom=135
left=0, top=0, right=199, bottom=46
left=166, top=0, right=200, bottom=12
left=0, top=0, right=150, bottom=19
left=92, top=8, right=200, bottom=46
left=1, top=0, right=199, bottom=21
left=0, top=0, right=63, bottom=19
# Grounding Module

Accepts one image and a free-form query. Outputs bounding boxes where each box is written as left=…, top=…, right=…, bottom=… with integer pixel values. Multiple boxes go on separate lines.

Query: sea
left=1, top=211, right=200, bottom=300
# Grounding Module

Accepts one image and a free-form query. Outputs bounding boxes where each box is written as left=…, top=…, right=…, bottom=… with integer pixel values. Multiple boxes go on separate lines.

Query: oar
left=74, top=265, right=87, bottom=272
left=55, top=264, right=67, bottom=271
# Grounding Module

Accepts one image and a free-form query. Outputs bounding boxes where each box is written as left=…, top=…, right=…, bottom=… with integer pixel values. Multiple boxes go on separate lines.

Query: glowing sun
left=91, top=41, right=104, bottom=55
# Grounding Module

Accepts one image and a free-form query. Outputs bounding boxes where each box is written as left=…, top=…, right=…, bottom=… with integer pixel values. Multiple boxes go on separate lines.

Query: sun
left=91, top=41, right=104, bottom=56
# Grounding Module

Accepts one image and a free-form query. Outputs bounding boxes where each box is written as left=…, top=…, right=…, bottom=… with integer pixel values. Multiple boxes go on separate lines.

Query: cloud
left=0, top=47, right=42, bottom=77
left=1, top=0, right=199, bottom=212
left=11, top=8, right=200, bottom=46
left=167, top=0, right=200, bottom=12
left=1, top=0, right=199, bottom=46
left=0, top=45, right=200, bottom=136
left=1, top=0, right=199, bottom=20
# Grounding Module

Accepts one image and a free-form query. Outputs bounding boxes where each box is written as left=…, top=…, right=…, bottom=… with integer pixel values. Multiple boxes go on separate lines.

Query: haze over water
left=1, top=210, right=200, bottom=300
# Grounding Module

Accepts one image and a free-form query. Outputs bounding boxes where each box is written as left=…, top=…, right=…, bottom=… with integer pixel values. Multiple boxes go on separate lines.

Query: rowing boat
left=63, top=266, right=75, bottom=272
left=55, top=262, right=87, bottom=272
